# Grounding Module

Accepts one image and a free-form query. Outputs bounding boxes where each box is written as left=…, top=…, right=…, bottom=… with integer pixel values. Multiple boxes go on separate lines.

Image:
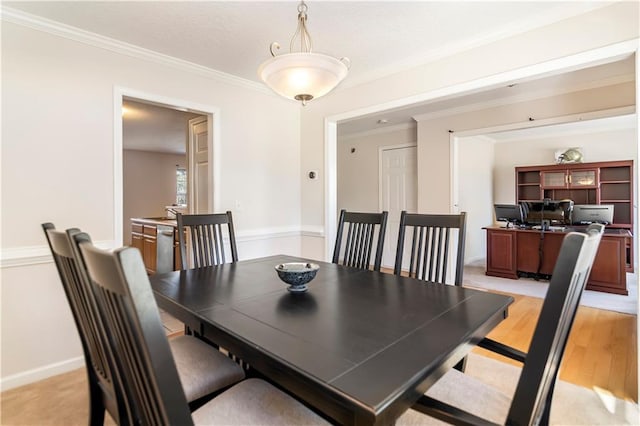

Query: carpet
left=463, top=265, right=638, bottom=315
left=462, top=353, right=637, bottom=425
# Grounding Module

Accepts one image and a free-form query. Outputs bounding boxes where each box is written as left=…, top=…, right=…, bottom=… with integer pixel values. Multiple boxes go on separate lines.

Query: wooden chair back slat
left=178, top=212, right=238, bottom=270
left=332, top=210, right=389, bottom=272
left=394, top=212, right=467, bottom=285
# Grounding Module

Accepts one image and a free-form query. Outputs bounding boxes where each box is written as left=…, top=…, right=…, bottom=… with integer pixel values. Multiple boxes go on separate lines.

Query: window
left=176, top=168, right=187, bottom=205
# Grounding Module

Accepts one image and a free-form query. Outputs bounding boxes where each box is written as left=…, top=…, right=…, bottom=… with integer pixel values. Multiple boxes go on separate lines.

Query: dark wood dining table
left=150, top=255, right=513, bottom=425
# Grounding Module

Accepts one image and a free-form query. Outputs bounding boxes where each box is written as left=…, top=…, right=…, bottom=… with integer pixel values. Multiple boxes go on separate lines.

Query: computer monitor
left=572, top=204, right=614, bottom=225
left=494, top=204, right=523, bottom=227
left=525, top=199, right=573, bottom=225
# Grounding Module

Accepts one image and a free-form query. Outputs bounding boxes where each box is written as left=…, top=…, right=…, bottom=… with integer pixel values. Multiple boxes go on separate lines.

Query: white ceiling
left=123, top=100, right=203, bottom=154
left=4, top=1, right=608, bottom=88
left=6, top=1, right=632, bottom=142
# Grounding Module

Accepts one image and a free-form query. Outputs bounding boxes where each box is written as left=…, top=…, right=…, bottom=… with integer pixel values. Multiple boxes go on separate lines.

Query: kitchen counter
left=131, top=217, right=178, bottom=227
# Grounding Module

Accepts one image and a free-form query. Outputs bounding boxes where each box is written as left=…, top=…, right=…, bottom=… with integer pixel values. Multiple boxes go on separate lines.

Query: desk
left=150, top=255, right=513, bottom=425
left=485, top=226, right=630, bottom=295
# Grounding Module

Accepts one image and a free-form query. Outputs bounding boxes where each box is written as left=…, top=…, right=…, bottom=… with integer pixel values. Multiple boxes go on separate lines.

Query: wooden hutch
left=485, top=160, right=634, bottom=295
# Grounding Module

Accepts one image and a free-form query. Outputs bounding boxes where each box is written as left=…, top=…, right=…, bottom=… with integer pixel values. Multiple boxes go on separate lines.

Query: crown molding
left=339, top=122, right=416, bottom=141
left=412, top=73, right=635, bottom=122
left=1, top=6, right=272, bottom=95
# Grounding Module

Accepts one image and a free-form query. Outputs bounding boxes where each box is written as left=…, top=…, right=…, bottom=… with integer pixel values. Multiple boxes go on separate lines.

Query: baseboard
left=465, top=256, right=486, bottom=267
left=0, top=356, right=85, bottom=392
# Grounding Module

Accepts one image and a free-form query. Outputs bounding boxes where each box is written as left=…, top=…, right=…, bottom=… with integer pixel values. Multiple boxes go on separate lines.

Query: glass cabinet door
left=541, top=171, right=567, bottom=188
left=568, top=169, right=597, bottom=188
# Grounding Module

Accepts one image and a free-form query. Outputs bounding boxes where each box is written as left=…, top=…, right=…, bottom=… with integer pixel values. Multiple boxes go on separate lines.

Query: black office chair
left=399, top=224, right=604, bottom=426
left=394, top=211, right=467, bottom=285
left=519, top=201, right=530, bottom=223
left=44, top=224, right=246, bottom=423
left=332, top=209, right=389, bottom=272
left=177, top=212, right=238, bottom=270
left=73, top=234, right=328, bottom=426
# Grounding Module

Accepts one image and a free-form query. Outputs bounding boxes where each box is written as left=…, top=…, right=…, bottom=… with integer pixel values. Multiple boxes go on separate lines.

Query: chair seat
left=170, top=335, right=245, bottom=402
left=192, top=378, right=329, bottom=425
left=397, top=368, right=510, bottom=425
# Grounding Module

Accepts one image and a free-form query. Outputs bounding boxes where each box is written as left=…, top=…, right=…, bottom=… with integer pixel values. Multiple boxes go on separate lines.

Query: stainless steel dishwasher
left=155, top=224, right=176, bottom=274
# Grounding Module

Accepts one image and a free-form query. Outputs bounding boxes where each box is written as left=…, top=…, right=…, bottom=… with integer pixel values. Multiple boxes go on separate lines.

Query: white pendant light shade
left=258, top=53, right=349, bottom=103
left=258, top=1, right=349, bottom=106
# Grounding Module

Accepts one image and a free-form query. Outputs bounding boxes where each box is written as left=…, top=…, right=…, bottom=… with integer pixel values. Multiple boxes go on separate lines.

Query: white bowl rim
left=275, top=262, right=320, bottom=273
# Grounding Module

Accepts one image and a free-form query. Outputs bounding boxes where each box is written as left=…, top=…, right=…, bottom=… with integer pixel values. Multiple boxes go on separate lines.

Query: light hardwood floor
left=475, top=292, right=637, bottom=402
left=0, top=293, right=636, bottom=425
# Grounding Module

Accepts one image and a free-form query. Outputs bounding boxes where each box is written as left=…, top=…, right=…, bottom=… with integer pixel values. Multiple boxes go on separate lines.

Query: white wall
left=123, top=150, right=186, bottom=245
left=415, top=82, right=634, bottom=213
left=298, top=1, right=639, bottom=260
left=1, top=20, right=302, bottom=388
left=457, top=136, right=495, bottom=264
left=337, top=125, right=416, bottom=213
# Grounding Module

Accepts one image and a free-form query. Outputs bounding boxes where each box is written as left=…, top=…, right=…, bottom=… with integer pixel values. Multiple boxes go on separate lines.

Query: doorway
left=113, top=88, right=220, bottom=246
left=324, top=42, right=638, bottom=261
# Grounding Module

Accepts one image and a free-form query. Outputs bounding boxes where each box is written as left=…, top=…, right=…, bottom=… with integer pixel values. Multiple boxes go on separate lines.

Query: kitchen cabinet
left=131, top=218, right=181, bottom=274
left=131, top=223, right=144, bottom=257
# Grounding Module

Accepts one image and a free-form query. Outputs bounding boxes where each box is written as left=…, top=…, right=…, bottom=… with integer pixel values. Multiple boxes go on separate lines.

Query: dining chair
left=177, top=212, right=238, bottom=270
left=73, top=233, right=328, bottom=426
left=43, top=225, right=246, bottom=421
left=398, top=224, right=604, bottom=426
left=332, top=209, right=389, bottom=272
left=42, top=223, right=126, bottom=426
left=393, top=211, right=467, bottom=285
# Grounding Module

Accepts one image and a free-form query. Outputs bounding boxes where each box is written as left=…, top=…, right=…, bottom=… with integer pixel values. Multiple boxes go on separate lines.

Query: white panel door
left=380, top=146, right=417, bottom=269
left=188, top=117, right=209, bottom=214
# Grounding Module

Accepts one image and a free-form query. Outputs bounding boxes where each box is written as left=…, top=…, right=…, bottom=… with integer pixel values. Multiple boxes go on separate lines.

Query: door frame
left=113, top=86, right=220, bottom=246
left=188, top=116, right=211, bottom=214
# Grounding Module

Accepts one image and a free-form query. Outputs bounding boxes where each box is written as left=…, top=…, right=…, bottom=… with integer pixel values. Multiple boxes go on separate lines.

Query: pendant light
left=258, top=1, right=350, bottom=106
